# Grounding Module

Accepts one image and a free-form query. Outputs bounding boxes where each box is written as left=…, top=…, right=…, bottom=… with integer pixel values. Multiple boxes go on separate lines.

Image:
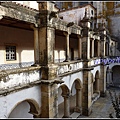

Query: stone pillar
left=82, top=69, right=92, bottom=116
left=38, top=1, right=63, bottom=118
left=39, top=27, right=55, bottom=66
left=74, top=88, right=82, bottom=113
left=92, top=39, right=94, bottom=58
left=62, top=94, right=70, bottom=118
left=100, top=40, right=106, bottom=57
left=98, top=40, right=100, bottom=57
left=77, top=35, right=82, bottom=60
left=30, top=25, right=39, bottom=65
left=100, top=64, right=106, bottom=97
left=63, top=32, right=70, bottom=62
left=87, top=37, right=90, bottom=59
left=81, top=37, right=89, bottom=59
left=41, top=83, right=59, bottom=118
left=96, top=78, right=100, bottom=93
left=107, top=69, right=113, bottom=86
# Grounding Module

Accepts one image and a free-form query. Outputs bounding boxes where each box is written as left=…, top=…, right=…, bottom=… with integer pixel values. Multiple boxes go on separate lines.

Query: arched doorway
left=8, top=99, right=40, bottom=118
left=112, top=65, right=120, bottom=87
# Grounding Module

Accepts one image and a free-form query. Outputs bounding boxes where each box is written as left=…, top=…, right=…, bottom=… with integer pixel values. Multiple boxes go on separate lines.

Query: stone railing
left=90, top=58, right=101, bottom=66
left=0, top=62, right=34, bottom=70
left=57, top=61, right=83, bottom=76
left=0, top=66, right=41, bottom=95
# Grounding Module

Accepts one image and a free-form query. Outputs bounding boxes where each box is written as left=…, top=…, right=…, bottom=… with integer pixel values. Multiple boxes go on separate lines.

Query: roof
left=0, top=1, right=39, bottom=12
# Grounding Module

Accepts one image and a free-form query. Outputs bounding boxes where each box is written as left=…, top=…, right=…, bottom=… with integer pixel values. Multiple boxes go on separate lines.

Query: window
left=6, top=46, right=16, bottom=61
left=91, top=10, right=93, bottom=15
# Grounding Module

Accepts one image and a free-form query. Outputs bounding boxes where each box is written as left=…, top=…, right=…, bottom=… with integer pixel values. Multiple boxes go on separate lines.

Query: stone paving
left=78, top=86, right=120, bottom=119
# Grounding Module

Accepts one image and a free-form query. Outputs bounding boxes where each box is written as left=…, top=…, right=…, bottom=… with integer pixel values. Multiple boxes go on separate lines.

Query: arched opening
left=8, top=99, right=40, bottom=118
left=91, top=73, right=94, bottom=100
left=94, top=40, right=98, bottom=57
left=90, top=39, right=93, bottom=58
left=105, top=42, right=109, bottom=56
left=112, top=65, right=120, bottom=87
left=58, top=84, right=70, bottom=118
left=92, top=71, right=100, bottom=102
left=70, top=82, right=76, bottom=114
left=70, top=79, right=82, bottom=115
left=106, top=66, right=110, bottom=87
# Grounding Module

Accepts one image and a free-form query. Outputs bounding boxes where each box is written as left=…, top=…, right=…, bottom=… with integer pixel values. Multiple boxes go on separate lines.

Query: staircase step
left=70, top=112, right=81, bottom=118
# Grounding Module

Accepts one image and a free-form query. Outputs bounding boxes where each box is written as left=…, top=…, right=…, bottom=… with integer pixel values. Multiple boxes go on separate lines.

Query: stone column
left=96, top=78, right=100, bottom=93
left=30, top=25, right=39, bottom=65
left=38, top=1, right=63, bottom=118
left=74, top=88, right=82, bottom=113
left=82, top=69, right=92, bottom=116
left=92, top=39, right=94, bottom=58
left=41, top=83, right=59, bottom=118
left=63, top=32, right=70, bottom=62
left=99, top=64, right=106, bottom=97
left=108, top=69, right=113, bottom=86
left=77, top=35, right=82, bottom=60
left=62, top=94, right=70, bottom=118
left=87, top=37, right=90, bottom=59
left=39, top=27, right=55, bottom=66
left=98, top=40, right=100, bottom=57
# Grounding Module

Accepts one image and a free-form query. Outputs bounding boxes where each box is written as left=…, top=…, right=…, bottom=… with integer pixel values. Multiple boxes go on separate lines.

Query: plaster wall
left=9, top=101, right=33, bottom=118
left=54, top=35, right=79, bottom=62
left=0, top=25, right=34, bottom=65
left=109, top=16, right=120, bottom=40
left=0, top=85, right=41, bottom=118
left=58, top=5, right=95, bottom=25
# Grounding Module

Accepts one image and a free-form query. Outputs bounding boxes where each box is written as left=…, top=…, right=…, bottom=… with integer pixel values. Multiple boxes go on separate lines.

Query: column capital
left=76, top=88, right=82, bottom=91
left=0, top=15, right=3, bottom=20
left=63, top=31, right=69, bottom=36
left=30, top=24, right=38, bottom=30
left=90, top=38, right=94, bottom=40
left=61, top=93, right=70, bottom=98
left=67, top=27, right=71, bottom=34
left=77, top=34, right=82, bottom=38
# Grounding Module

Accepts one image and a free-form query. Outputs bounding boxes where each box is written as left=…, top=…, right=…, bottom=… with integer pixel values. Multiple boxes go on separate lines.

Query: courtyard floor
left=78, top=86, right=120, bottom=119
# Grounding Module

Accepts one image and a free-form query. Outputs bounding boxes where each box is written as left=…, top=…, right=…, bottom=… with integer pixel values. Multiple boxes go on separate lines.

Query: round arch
left=95, top=70, right=100, bottom=79
left=112, top=65, right=120, bottom=86
left=93, top=70, right=100, bottom=94
left=106, top=66, right=110, bottom=87
left=60, top=84, right=70, bottom=95
left=70, top=78, right=82, bottom=95
left=8, top=99, right=40, bottom=118
left=70, top=78, right=83, bottom=115
left=58, top=84, right=70, bottom=118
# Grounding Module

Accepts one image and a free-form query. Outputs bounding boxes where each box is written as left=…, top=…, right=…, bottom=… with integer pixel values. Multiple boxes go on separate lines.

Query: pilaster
left=82, top=69, right=92, bottom=116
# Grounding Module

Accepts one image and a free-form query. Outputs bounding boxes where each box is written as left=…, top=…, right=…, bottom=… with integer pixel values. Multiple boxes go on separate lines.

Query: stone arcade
left=0, top=1, right=119, bottom=118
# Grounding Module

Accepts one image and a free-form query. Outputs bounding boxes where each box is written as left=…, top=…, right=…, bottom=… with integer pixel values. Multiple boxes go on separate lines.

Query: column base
left=100, top=91, right=107, bottom=97
left=31, top=63, right=40, bottom=67
left=82, top=107, right=92, bottom=116
left=74, top=107, right=82, bottom=114
left=63, top=60, right=70, bottom=62
left=62, top=116, right=71, bottom=118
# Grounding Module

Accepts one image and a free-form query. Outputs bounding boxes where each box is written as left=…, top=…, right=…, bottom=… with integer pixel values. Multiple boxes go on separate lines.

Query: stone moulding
left=0, top=4, right=39, bottom=25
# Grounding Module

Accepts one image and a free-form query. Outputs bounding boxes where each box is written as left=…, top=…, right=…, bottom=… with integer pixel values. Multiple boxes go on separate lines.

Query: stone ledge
left=41, top=78, right=64, bottom=85
left=0, top=79, right=41, bottom=96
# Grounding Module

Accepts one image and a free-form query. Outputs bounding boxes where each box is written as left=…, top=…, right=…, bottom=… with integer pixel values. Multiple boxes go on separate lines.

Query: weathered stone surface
left=0, top=2, right=39, bottom=25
